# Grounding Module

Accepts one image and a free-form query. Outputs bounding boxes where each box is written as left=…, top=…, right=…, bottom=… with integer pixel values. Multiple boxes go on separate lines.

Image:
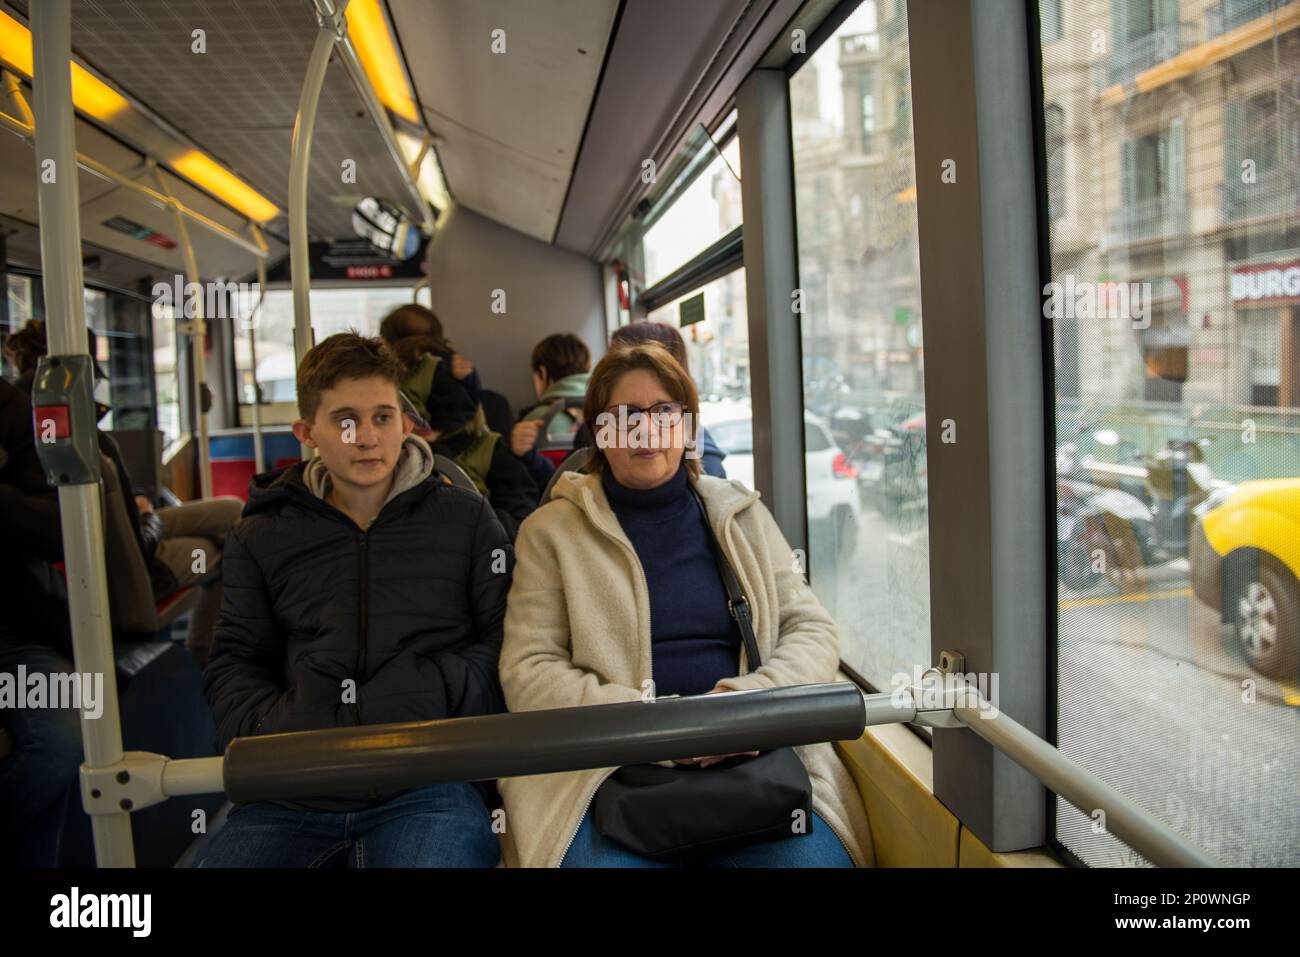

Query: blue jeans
left=0, top=641, right=85, bottom=868
left=197, top=782, right=500, bottom=868
left=560, top=809, right=854, bottom=868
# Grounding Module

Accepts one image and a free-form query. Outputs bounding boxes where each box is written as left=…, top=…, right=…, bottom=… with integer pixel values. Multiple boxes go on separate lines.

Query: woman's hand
left=673, top=686, right=758, bottom=767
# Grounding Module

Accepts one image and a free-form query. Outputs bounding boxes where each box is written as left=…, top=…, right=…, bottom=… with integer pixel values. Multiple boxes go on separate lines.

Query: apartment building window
left=860, top=75, right=877, bottom=153
left=1041, top=0, right=1063, bottom=42
left=1223, top=89, right=1299, bottom=222
left=1045, top=104, right=1066, bottom=222
left=1109, top=0, right=1182, bottom=85
left=1116, top=118, right=1185, bottom=242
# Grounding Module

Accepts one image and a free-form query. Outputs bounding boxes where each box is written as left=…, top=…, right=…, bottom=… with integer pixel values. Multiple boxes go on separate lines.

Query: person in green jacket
left=510, top=334, right=592, bottom=489
left=380, top=312, right=538, bottom=540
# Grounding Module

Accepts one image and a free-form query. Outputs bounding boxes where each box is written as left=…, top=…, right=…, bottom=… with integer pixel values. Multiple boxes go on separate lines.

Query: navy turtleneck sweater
left=602, top=465, right=741, bottom=698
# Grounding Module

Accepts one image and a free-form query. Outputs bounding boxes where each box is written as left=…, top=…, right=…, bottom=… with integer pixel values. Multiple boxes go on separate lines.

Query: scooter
left=1056, top=425, right=1159, bottom=590
left=1141, top=438, right=1215, bottom=560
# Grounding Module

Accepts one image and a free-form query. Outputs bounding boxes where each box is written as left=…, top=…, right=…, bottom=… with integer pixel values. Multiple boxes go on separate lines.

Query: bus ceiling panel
left=77, top=165, right=287, bottom=282
left=2, top=214, right=171, bottom=296
left=386, top=0, right=619, bottom=244
left=428, top=122, right=572, bottom=245
left=554, top=0, right=800, bottom=259
left=61, top=0, right=409, bottom=242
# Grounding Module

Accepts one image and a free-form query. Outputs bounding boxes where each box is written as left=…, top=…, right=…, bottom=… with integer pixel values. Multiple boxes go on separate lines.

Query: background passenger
left=3, top=319, right=241, bottom=666
left=509, top=333, right=591, bottom=490
left=378, top=304, right=481, bottom=432
left=198, top=333, right=508, bottom=868
left=497, top=342, right=872, bottom=868
left=0, top=377, right=82, bottom=867
left=381, top=324, right=538, bottom=540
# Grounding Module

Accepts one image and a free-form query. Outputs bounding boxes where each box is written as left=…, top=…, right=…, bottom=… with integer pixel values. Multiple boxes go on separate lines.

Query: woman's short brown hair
left=609, top=321, right=688, bottom=374
left=582, top=341, right=700, bottom=478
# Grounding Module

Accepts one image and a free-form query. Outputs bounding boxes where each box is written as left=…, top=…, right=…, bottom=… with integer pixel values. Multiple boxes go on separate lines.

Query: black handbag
left=591, top=485, right=814, bottom=863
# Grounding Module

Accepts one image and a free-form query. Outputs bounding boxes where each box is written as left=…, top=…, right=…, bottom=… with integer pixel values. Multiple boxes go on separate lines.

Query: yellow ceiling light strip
left=396, top=130, right=449, bottom=212
left=0, top=9, right=280, bottom=222
left=0, top=9, right=126, bottom=120
left=171, top=151, right=280, bottom=224
left=346, top=0, right=419, bottom=124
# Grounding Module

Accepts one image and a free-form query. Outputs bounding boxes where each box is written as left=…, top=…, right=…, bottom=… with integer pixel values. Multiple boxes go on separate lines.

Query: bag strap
left=688, top=483, right=761, bottom=671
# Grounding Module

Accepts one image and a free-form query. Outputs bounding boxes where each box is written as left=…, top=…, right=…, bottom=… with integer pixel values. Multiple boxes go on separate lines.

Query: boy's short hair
left=296, top=332, right=406, bottom=421
left=530, top=333, right=591, bottom=382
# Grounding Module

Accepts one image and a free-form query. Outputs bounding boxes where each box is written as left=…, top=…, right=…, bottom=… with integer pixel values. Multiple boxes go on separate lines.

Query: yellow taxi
left=1191, top=479, right=1300, bottom=680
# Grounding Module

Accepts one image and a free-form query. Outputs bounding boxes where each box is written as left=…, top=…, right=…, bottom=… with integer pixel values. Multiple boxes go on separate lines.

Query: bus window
left=152, top=301, right=182, bottom=447
left=641, top=124, right=743, bottom=287
left=234, top=286, right=422, bottom=425
left=789, top=0, right=929, bottom=699
left=1039, top=0, right=1299, bottom=867
left=646, top=268, right=751, bottom=454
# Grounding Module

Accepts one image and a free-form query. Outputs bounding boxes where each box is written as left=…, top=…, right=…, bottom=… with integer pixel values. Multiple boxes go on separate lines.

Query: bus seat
left=535, top=397, right=584, bottom=467
left=479, top=390, right=514, bottom=439
left=57, top=638, right=223, bottom=867
left=835, top=724, right=960, bottom=867
left=432, top=454, right=479, bottom=493
left=98, top=452, right=162, bottom=637
left=541, top=447, right=591, bottom=502
left=154, top=585, right=201, bottom=630
left=106, top=428, right=164, bottom=503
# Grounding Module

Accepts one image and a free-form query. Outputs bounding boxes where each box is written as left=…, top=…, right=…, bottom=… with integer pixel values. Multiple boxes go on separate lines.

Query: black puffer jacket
left=203, top=451, right=512, bottom=809
left=0, top=378, right=69, bottom=653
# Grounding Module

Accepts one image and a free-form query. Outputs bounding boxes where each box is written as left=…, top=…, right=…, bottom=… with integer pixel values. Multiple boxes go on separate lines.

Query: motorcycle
left=1056, top=425, right=1159, bottom=590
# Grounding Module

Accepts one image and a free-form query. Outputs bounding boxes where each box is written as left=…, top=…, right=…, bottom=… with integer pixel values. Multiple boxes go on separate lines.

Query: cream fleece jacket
left=498, top=469, right=875, bottom=867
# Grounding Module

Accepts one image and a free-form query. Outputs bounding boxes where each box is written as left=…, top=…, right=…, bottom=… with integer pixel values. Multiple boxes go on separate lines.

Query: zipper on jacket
left=555, top=767, right=620, bottom=867
left=353, top=530, right=369, bottom=725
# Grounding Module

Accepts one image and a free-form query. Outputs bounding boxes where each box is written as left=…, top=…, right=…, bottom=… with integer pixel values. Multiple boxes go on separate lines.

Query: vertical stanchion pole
left=290, top=0, right=347, bottom=458
left=153, top=166, right=213, bottom=498
left=247, top=224, right=268, bottom=474
left=31, top=0, right=134, bottom=867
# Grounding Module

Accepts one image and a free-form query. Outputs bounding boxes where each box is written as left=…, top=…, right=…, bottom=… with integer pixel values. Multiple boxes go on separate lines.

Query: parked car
left=855, top=411, right=927, bottom=511
left=707, top=411, right=861, bottom=557
left=1190, top=478, right=1300, bottom=680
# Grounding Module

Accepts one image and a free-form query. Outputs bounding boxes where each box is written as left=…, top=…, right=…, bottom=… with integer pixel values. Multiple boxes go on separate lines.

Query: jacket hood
left=247, top=435, right=435, bottom=518
left=549, top=467, right=759, bottom=534
left=541, top=372, right=590, bottom=401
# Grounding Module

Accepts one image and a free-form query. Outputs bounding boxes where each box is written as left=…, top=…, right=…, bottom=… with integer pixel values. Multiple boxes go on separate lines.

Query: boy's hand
left=510, top=420, right=544, bottom=456
left=135, top=495, right=154, bottom=514
left=450, top=353, right=474, bottom=381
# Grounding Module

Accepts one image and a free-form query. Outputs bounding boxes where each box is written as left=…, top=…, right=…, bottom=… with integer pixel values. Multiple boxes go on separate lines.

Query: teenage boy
left=199, top=332, right=510, bottom=868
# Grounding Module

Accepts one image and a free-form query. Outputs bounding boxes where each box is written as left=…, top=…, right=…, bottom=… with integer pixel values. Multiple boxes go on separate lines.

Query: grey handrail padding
left=222, top=682, right=868, bottom=804
left=542, top=446, right=592, bottom=501
left=432, top=453, right=478, bottom=492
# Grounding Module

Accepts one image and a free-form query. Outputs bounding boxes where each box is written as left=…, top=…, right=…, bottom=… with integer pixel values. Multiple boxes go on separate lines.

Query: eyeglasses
left=603, top=401, right=685, bottom=432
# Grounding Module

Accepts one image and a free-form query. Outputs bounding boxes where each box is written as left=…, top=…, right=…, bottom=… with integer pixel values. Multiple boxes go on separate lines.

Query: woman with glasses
left=497, top=341, right=872, bottom=867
